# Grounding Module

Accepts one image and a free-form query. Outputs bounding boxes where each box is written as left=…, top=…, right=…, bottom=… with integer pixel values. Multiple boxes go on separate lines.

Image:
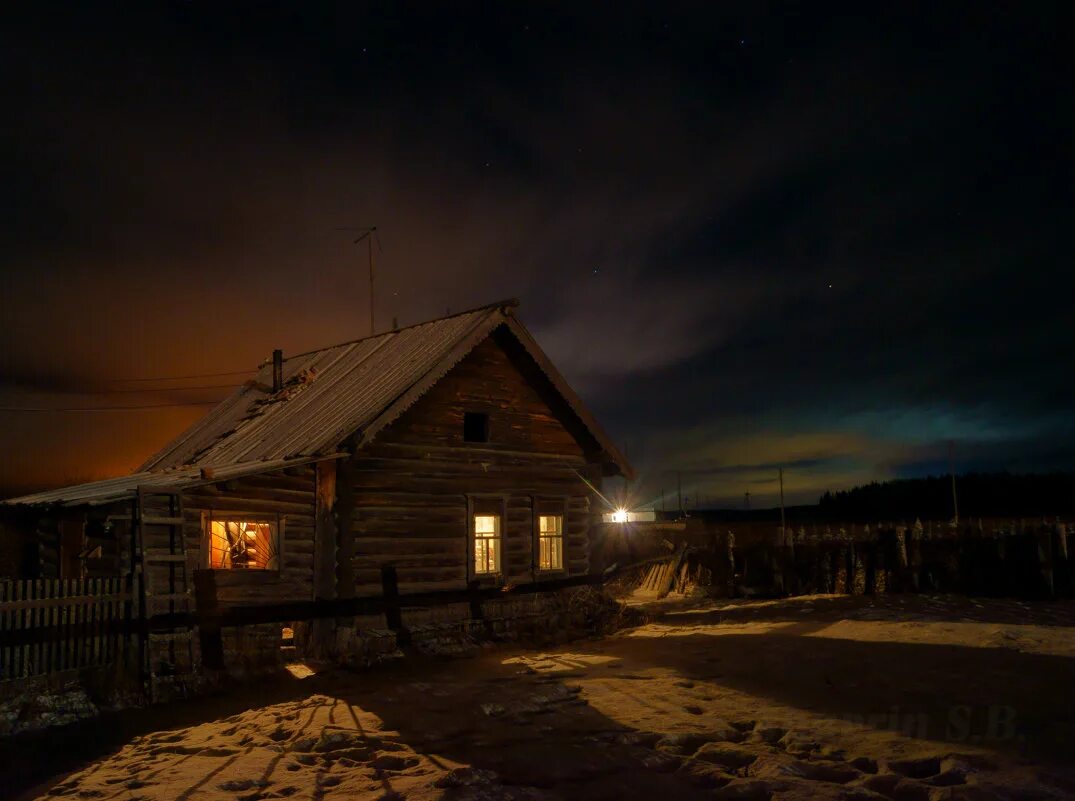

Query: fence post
left=467, top=579, right=484, bottom=621
left=381, top=564, right=404, bottom=640
left=194, top=570, right=224, bottom=670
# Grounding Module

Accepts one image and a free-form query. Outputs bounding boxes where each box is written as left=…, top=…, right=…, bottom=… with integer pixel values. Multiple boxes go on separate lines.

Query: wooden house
left=2, top=300, right=633, bottom=671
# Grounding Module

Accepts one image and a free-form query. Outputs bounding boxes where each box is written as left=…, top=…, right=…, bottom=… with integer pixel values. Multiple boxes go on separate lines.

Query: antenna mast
left=339, top=226, right=380, bottom=335
left=356, top=226, right=378, bottom=335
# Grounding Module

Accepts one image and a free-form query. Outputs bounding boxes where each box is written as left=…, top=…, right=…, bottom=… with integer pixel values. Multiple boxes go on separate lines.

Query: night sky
left=2, top=5, right=1072, bottom=507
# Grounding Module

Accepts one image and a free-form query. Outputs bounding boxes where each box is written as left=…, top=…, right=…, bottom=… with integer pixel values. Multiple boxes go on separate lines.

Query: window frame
left=466, top=494, right=507, bottom=583
left=533, top=496, right=569, bottom=576
left=201, top=511, right=285, bottom=573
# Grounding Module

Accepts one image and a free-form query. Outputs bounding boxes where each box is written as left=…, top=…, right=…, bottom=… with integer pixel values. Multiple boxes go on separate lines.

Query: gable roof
left=3, top=300, right=633, bottom=507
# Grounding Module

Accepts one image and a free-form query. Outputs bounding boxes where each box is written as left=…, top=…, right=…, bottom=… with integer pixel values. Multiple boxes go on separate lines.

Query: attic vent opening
left=463, top=412, right=489, bottom=443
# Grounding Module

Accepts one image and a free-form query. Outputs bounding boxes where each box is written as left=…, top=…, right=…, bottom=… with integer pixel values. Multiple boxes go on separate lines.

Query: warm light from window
left=538, top=514, right=563, bottom=570
left=474, top=514, right=500, bottom=574
left=209, top=519, right=278, bottom=569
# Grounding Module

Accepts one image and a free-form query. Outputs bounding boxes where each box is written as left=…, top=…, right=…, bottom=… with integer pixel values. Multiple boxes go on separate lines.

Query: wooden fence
left=0, top=578, right=132, bottom=681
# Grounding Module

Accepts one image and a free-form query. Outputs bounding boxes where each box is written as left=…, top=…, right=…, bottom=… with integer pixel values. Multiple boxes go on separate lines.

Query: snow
left=21, top=594, right=1075, bottom=800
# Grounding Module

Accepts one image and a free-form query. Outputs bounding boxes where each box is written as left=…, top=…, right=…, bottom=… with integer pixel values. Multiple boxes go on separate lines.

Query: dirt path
left=15, top=594, right=1075, bottom=800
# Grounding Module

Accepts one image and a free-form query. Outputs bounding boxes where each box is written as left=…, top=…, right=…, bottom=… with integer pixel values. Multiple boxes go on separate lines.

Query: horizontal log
left=354, top=521, right=467, bottom=537
left=353, top=566, right=465, bottom=585
left=191, top=486, right=314, bottom=505
left=353, top=508, right=466, bottom=523
left=350, top=455, right=585, bottom=478
left=352, top=553, right=464, bottom=569
left=217, top=584, right=312, bottom=605
left=353, top=535, right=465, bottom=549
left=352, top=478, right=593, bottom=497
left=282, top=538, right=314, bottom=553
left=185, top=497, right=315, bottom=517
left=364, top=442, right=588, bottom=464
left=352, top=491, right=467, bottom=507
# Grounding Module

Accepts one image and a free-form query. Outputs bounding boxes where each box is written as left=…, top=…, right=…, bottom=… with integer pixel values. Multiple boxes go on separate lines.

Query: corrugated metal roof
left=1, top=456, right=339, bottom=507
left=140, top=303, right=507, bottom=470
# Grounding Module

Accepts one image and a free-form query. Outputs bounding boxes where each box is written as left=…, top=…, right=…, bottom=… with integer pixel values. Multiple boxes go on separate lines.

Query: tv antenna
left=337, top=226, right=382, bottom=335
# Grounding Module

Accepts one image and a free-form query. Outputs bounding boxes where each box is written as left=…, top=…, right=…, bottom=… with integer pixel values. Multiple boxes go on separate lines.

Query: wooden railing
left=0, top=578, right=132, bottom=681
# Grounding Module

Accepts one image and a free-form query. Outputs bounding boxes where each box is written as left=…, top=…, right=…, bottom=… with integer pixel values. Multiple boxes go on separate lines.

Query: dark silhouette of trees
left=817, top=472, right=1075, bottom=520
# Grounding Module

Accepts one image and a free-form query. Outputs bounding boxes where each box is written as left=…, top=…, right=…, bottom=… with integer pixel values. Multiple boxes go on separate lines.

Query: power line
left=49, top=383, right=240, bottom=395
left=0, top=400, right=222, bottom=412
left=94, top=369, right=256, bottom=383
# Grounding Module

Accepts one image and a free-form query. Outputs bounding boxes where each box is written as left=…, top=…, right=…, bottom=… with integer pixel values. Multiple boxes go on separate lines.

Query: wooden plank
left=36, top=579, right=46, bottom=676
left=71, top=579, right=80, bottom=671
left=65, top=579, right=75, bottom=673
left=0, top=592, right=131, bottom=611
left=1, top=582, right=9, bottom=680
left=143, top=552, right=188, bottom=562
left=16, top=580, right=26, bottom=678
left=142, top=516, right=185, bottom=526
left=103, top=578, right=112, bottom=666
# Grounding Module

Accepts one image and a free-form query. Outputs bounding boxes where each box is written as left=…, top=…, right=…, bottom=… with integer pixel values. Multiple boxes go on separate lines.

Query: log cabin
left=2, top=300, right=633, bottom=673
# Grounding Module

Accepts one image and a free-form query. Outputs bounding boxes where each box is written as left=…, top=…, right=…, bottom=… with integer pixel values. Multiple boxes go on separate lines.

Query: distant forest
left=683, top=472, right=1075, bottom=523
left=815, top=472, right=1075, bottom=520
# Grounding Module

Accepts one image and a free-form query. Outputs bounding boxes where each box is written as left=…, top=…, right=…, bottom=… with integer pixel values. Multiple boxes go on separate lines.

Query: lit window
left=473, top=513, right=500, bottom=574
left=538, top=514, right=563, bottom=571
left=208, top=518, right=279, bottom=570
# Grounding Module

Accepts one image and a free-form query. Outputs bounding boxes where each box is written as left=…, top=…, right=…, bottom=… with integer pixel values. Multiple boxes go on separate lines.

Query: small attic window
left=463, top=411, right=489, bottom=443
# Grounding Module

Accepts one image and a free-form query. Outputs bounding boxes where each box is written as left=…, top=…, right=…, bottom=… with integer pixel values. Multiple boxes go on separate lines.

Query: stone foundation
left=219, top=622, right=286, bottom=677
left=324, top=586, right=635, bottom=666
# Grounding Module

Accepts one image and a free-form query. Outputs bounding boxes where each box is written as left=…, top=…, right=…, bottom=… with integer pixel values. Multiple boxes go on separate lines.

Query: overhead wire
left=89, top=369, right=257, bottom=383
left=0, top=401, right=223, bottom=412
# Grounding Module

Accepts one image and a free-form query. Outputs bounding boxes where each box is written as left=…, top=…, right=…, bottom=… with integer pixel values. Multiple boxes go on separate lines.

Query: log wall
left=347, top=334, right=603, bottom=597
left=181, top=467, right=317, bottom=607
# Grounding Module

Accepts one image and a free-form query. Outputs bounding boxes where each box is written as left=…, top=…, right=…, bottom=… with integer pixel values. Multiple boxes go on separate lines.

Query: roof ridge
left=264, top=298, right=520, bottom=365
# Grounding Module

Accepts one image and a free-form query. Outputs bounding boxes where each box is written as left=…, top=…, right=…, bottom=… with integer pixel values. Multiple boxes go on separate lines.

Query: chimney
left=272, top=349, right=283, bottom=393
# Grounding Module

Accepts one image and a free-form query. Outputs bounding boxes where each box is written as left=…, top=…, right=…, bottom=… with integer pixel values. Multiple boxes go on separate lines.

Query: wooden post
left=310, top=460, right=338, bottom=656
left=193, top=570, right=224, bottom=670
left=381, top=565, right=405, bottom=640
left=314, top=461, right=338, bottom=600
left=335, top=458, right=356, bottom=607
left=778, top=468, right=786, bottom=543
left=949, top=441, right=959, bottom=526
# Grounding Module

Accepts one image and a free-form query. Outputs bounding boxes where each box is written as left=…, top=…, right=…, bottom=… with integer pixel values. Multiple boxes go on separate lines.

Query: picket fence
left=0, top=578, right=131, bottom=681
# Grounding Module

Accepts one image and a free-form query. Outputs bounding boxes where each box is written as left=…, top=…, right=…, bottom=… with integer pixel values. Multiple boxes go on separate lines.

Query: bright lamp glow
left=612, top=508, right=629, bottom=523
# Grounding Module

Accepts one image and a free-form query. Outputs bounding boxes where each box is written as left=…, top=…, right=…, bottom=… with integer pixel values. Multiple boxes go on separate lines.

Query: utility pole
left=677, top=472, right=683, bottom=517
left=779, top=468, right=786, bottom=537
left=948, top=440, right=959, bottom=526
left=744, top=491, right=751, bottom=511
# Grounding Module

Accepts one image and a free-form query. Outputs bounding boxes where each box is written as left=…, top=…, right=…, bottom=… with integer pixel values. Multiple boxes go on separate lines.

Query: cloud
left=1, top=5, right=1072, bottom=495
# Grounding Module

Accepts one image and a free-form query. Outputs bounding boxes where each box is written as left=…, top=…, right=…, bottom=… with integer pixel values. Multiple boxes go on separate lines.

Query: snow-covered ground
left=20, top=594, right=1075, bottom=800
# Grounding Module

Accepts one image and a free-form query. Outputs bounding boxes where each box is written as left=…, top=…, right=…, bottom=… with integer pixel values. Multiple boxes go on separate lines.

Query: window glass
left=208, top=519, right=279, bottom=570
left=538, top=514, right=563, bottom=570
left=473, top=513, right=501, bottom=574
